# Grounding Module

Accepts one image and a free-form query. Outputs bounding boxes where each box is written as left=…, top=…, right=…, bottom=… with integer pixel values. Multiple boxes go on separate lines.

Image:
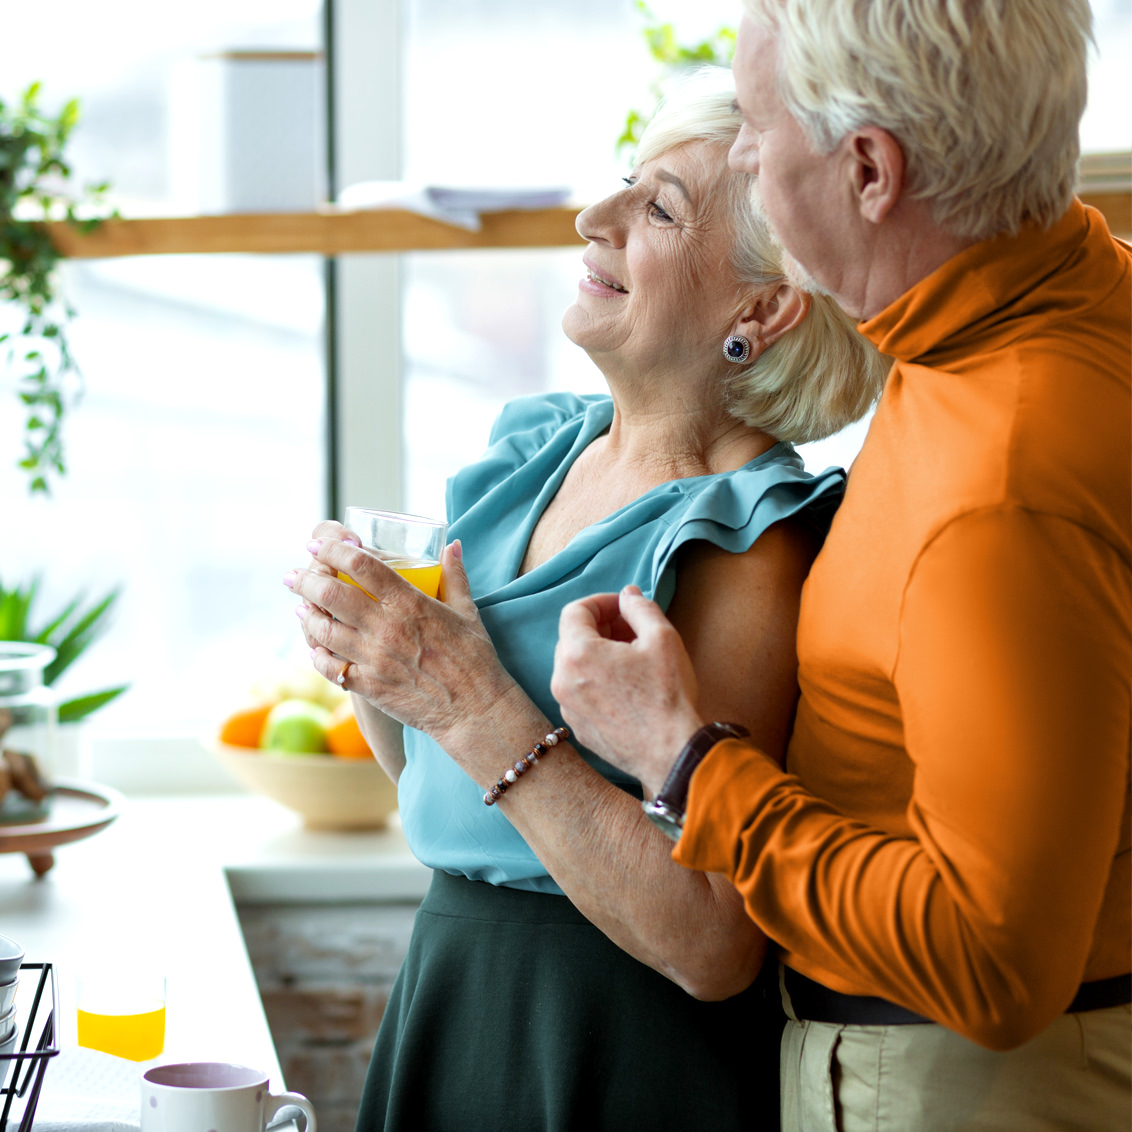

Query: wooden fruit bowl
left=211, top=742, right=398, bottom=831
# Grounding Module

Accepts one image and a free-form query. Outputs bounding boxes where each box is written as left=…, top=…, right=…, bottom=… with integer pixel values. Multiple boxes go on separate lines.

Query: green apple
left=261, top=699, right=332, bottom=754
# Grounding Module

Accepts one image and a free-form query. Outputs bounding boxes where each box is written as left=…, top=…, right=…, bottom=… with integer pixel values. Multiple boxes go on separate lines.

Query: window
left=1, top=2, right=327, bottom=741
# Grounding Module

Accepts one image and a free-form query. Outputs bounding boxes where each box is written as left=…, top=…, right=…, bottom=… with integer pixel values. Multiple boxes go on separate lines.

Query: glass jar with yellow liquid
left=339, top=508, right=448, bottom=599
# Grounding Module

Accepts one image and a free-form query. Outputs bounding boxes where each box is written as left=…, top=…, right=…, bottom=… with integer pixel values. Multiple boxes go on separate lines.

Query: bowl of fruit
left=212, top=667, right=398, bottom=831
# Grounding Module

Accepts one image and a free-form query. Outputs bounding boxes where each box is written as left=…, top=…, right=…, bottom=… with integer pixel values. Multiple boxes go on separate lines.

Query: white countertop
left=0, top=791, right=430, bottom=1120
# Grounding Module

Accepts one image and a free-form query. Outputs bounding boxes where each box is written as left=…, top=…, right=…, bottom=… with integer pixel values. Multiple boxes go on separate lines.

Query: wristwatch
left=641, top=721, right=750, bottom=841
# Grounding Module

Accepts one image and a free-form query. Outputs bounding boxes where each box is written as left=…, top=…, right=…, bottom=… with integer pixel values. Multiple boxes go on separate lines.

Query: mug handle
left=265, top=1091, right=317, bottom=1132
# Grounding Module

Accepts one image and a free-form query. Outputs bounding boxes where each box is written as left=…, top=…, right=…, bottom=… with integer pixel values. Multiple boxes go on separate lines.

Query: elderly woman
left=286, top=70, right=886, bottom=1132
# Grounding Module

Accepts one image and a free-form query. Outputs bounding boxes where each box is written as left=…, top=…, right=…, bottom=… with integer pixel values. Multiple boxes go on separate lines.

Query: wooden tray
left=0, top=781, right=122, bottom=878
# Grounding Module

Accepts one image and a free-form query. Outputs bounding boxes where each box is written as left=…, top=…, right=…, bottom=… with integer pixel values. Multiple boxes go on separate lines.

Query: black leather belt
left=785, top=967, right=1132, bottom=1027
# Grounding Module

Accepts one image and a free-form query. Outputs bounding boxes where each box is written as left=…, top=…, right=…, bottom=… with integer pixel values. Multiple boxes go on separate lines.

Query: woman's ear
left=735, top=284, right=810, bottom=349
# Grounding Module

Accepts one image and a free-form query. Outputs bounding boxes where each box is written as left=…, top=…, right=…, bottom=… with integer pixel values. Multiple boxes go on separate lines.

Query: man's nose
left=729, top=130, right=760, bottom=176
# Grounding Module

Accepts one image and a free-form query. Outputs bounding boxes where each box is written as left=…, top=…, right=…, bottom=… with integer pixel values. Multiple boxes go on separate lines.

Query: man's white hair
left=637, top=67, right=888, bottom=445
left=741, top=0, right=1091, bottom=240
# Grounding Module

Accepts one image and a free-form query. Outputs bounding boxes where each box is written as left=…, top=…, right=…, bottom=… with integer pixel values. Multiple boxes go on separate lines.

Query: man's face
left=730, top=18, right=849, bottom=301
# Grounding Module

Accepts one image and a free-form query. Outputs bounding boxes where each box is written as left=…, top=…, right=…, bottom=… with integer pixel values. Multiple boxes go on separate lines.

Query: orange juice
left=77, top=1001, right=166, bottom=1060
left=339, top=557, right=443, bottom=599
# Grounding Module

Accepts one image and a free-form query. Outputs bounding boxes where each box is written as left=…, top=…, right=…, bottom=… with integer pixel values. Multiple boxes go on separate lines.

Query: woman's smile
left=580, top=259, right=629, bottom=295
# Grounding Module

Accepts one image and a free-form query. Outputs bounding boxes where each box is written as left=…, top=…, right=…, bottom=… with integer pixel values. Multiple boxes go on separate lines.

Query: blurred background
left=1, top=0, right=1128, bottom=747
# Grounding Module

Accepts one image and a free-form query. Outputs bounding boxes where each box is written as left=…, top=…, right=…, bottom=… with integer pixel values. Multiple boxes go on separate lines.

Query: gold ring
left=336, top=661, right=351, bottom=686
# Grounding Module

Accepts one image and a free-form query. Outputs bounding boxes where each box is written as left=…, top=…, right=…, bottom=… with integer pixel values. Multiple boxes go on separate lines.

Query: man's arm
left=555, top=508, right=1131, bottom=1049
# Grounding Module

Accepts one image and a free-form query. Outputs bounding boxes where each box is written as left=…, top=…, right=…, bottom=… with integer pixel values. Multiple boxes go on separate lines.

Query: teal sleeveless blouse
left=397, top=392, right=844, bottom=893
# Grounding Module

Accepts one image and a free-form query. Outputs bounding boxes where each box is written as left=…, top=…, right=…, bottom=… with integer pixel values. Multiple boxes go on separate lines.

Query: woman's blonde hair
left=637, top=68, right=888, bottom=444
left=741, top=0, right=1091, bottom=241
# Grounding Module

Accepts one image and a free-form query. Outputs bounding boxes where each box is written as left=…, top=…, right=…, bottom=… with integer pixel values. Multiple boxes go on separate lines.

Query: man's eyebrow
left=656, top=170, right=691, bottom=200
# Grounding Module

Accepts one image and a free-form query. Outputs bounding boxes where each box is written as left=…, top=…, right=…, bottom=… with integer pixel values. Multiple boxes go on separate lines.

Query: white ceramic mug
left=141, top=1062, right=316, bottom=1132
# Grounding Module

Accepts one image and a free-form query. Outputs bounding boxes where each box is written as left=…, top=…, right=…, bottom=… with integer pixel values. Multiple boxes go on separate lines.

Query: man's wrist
left=640, top=712, right=706, bottom=799
left=642, top=720, right=749, bottom=841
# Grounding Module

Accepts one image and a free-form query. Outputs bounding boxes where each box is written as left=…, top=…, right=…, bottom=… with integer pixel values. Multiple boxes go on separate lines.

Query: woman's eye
left=621, top=176, right=675, bottom=222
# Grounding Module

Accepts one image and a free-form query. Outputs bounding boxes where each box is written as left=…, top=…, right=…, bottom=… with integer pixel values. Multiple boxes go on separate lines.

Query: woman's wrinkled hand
left=551, top=586, right=704, bottom=798
left=284, top=519, right=361, bottom=652
left=283, top=537, right=517, bottom=745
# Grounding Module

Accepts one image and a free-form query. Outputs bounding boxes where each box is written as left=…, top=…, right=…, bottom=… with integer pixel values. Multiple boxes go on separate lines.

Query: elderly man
left=551, top=1, right=1131, bottom=1129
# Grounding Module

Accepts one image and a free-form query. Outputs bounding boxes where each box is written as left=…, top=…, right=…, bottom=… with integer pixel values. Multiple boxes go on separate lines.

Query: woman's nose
left=576, top=193, right=624, bottom=246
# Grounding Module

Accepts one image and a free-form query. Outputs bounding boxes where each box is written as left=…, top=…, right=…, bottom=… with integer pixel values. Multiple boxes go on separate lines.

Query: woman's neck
left=598, top=383, right=778, bottom=482
left=515, top=380, right=777, bottom=577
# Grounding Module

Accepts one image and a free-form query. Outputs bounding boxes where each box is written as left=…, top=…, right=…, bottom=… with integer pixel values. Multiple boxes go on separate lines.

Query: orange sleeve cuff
left=672, top=737, right=786, bottom=873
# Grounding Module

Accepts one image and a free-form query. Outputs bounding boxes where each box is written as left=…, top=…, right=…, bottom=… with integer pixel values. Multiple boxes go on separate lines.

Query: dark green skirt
left=356, top=869, right=783, bottom=1132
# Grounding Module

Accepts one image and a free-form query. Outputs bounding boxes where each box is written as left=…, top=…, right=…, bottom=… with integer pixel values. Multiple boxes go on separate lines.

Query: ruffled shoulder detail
left=649, top=447, right=846, bottom=604
left=447, top=392, right=611, bottom=523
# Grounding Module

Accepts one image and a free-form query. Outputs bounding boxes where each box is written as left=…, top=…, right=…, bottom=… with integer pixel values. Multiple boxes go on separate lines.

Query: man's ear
left=735, top=284, right=810, bottom=349
left=849, top=127, right=905, bottom=225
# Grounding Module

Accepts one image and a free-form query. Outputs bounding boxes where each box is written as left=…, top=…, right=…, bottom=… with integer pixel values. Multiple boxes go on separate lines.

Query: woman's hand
left=552, top=586, right=704, bottom=798
left=290, top=520, right=360, bottom=653
left=285, top=538, right=518, bottom=745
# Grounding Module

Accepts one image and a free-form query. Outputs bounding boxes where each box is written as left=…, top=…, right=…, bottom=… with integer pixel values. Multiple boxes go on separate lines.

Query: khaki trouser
left=780, top=984, right=1131, bottom=1131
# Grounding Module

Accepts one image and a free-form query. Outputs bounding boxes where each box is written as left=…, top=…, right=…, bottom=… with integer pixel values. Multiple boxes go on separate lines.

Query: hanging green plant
left=0, top=82, right=113, bottom=495
left=0, top=576, right=127, bottom=723
left=618, top=1, right=737, bottom=158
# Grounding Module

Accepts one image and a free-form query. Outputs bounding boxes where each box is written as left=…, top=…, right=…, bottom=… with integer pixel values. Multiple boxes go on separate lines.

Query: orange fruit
left=219, top=703, right=276, bottom=748
left=327, top=701, right=373, bottom=758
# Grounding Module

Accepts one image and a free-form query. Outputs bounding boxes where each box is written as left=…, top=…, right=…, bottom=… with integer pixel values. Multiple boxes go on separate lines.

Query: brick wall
left=236, top=901, right=420, bottom=1132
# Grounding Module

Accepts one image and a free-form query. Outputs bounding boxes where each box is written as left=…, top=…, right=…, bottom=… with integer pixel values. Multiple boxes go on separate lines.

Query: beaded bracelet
left=483, top=726, right=569, bottom=806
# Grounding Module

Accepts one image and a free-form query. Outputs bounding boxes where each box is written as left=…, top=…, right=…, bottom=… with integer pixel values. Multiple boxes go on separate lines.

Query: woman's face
left=562, top=140, right=749, bottom=383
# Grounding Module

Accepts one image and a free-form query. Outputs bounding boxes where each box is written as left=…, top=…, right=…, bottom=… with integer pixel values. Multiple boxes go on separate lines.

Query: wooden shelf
left=46, top=206, right=585, bottom=259
left=43, top=189, right=1129, bottom=260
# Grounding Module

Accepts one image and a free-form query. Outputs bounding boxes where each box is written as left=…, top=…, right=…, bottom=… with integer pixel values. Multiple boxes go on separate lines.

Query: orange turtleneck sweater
left=675, top=200, right=1131, bottom=1051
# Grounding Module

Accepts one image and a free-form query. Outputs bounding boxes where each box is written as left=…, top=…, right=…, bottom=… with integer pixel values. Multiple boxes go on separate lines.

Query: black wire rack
left=0, top=963, right=59, bottom=1132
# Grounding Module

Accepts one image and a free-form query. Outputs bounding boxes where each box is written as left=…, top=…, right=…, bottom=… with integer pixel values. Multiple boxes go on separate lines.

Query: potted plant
left=0, top=576, right=127, bottom=722
left=1, top=82, right=112, bottom=495
left=618, top=2, right=736, bottom=157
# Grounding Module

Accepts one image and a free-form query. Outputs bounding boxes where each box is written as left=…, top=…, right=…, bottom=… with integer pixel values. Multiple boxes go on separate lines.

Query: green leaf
left=43, top=588, right=121, bottom=685
left=58, top=686, right=128, bottom=724
left=59, top=99, right=80, bottom=134
left=0, top=582, right=35, bottom=639
left=34, top=595, right=80, bottom=646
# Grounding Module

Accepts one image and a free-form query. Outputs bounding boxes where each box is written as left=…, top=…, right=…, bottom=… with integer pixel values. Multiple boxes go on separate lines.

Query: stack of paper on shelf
left=336, top=182, right=572, bottom=230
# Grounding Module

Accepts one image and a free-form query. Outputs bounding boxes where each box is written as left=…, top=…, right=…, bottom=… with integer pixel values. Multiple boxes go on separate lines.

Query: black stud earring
left=723, top=335, right=751, bottom=364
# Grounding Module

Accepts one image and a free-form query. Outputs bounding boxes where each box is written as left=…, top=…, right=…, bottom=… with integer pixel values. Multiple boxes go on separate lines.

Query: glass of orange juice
left=77, top=970, right=166, bottom=1061
left=340, top=507, right=448, bottom=599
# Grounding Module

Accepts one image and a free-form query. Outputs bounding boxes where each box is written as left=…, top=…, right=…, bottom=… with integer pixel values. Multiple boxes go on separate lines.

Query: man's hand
left=551, top=586, right=705, bottom=798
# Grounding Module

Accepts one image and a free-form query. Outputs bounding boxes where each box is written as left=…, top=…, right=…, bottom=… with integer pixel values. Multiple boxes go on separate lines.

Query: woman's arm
left=484, top=518, right=816, bottom=999
left=293, top=521, right=817, bottom=999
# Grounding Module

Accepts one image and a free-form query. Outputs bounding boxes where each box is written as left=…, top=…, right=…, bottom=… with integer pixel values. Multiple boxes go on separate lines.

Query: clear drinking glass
left=76, top=970, right=166, bottom=1061
left=340, top=508, right=448, bottom=599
